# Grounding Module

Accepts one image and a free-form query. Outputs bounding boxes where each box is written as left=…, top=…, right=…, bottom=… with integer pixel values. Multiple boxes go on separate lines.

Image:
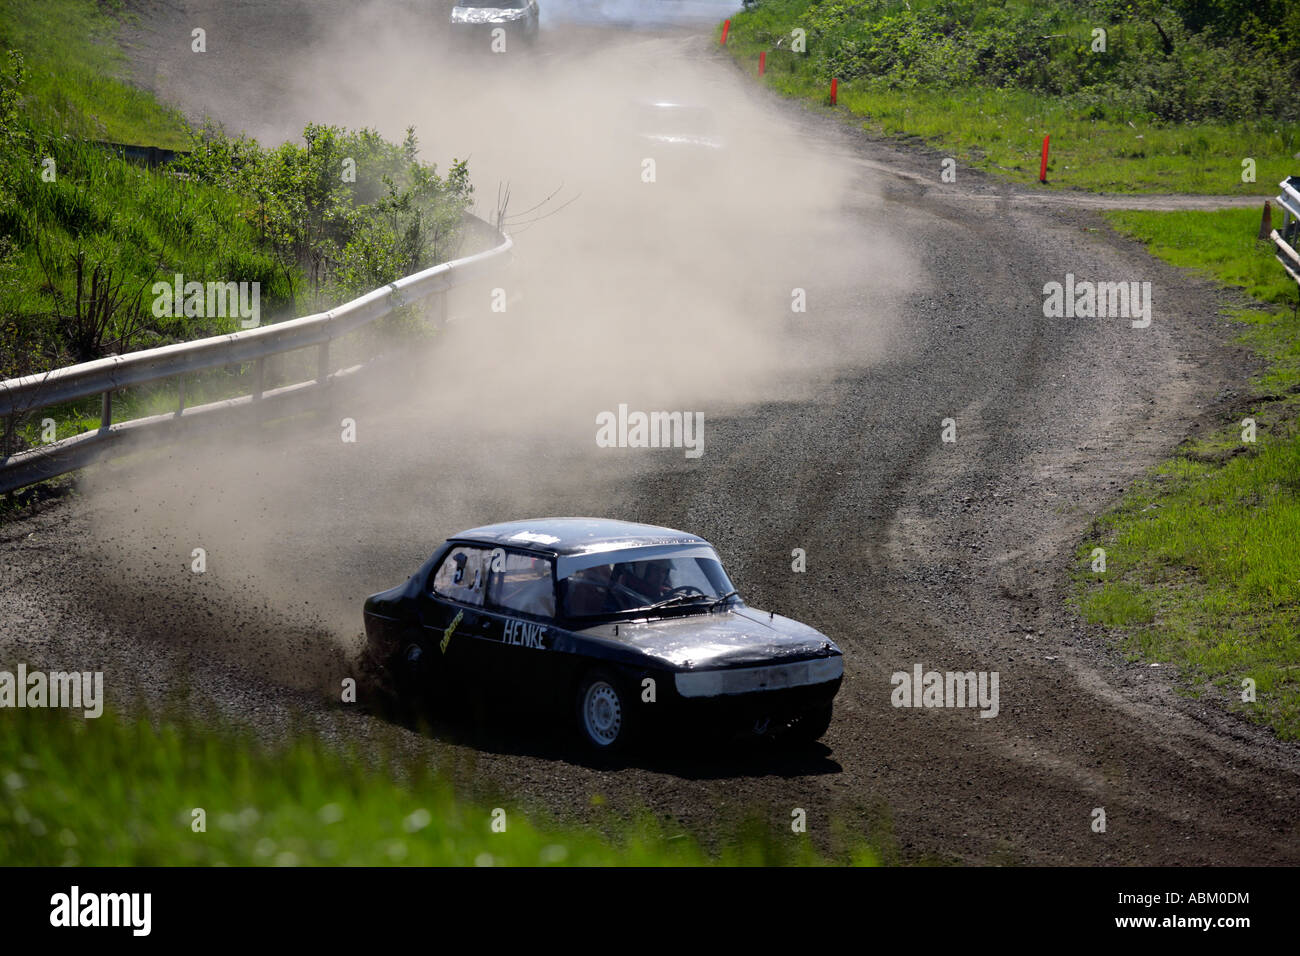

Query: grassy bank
left=1076, top=206, right=1300, bottom=740
left=0, top=0, right=188, bottom=148
left=0, top=0, right=472, bottom=456
left=0, top=706, right=878, bottom=865
left=726, top=0, right=1299, bottom=193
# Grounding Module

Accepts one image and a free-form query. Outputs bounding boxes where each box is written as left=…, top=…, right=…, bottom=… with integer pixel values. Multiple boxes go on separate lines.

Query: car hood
left=451, top=7, right=529, bottom=24
left=579, top=606, right=838, bottom=669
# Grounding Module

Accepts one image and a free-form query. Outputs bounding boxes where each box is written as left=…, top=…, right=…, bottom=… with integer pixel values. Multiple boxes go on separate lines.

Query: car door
left=482, top=548, right=559, bottom=703
left=420, top=544, right=497, bottom=685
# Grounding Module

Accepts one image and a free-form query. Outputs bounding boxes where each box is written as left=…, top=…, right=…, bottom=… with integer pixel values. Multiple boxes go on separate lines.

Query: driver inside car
left=614, top=560, right=673, bottom=604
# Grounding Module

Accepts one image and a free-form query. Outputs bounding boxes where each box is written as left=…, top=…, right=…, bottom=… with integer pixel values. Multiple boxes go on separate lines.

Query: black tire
left=356, top=646, right=400, bottom=715
left=575, top=668, right=634, bottom=756
left=783, top=703, right=833, bottom=744
left=391, top=638, right=442, bottom=724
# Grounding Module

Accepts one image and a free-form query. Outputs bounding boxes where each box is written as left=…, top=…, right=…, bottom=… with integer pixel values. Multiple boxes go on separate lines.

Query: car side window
left=431, top=546, right=488, bottom=607
left=487, top=551, right=555, bottom=618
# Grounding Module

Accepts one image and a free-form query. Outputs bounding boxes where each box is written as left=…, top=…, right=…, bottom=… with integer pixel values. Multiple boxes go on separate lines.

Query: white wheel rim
left=583, top=681, right=622, bottom=746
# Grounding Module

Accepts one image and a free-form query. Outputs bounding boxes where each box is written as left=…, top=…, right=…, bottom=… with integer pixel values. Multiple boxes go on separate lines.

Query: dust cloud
left=78, top=0, right=918, bottom=685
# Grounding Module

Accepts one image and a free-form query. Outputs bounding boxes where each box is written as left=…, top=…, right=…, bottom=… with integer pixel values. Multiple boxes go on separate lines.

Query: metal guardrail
left=1271, top=175, right=1300, bottom=287
left=0, top=220, right=513, bottom=494
left=93, top=141, right=190, bottom=168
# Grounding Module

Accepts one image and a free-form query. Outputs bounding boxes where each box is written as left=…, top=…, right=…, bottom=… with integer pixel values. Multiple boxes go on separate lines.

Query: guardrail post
left=101, top=391, right=112, bottom=429
left=2, top=415, right=11, bottom=506
left=317, top=342, right=330, bottom=384
left=1272, top=178, right=1300, bottom=295
left=252, top=358, right=264, bottom=401
left=176, top=377, right=185, bottom=417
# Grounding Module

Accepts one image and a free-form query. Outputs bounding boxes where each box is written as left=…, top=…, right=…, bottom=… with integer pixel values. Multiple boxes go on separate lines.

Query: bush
left=745, top=0, right=1299, bottom=124
left=178, top=124, right=474, bottom=306
left=0, top=51, right=473, bottom=379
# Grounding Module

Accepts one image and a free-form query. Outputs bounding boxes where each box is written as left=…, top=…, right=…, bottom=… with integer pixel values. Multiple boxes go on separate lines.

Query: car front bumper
left=662, top=671, right=842, bottom=738
left=674, top=656, right=843, bottom=698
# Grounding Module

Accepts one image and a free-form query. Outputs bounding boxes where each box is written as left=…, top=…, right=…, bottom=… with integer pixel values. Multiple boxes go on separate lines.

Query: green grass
left=0, top=134, right=294, bottom=387
left=2, top=135, right=292, bottom=320
left=0, top=0, right=188, bottom=148
left=1106, top=207, right=1300, bottom=310
left=726, top=1, right=1299, bottom=194
left=0, top=0, right=292, bottom=384
left=1107, top=206, right=1300, bottom=397
left=0, top=705, right=879, bottom=865
left=1075, top=208, right=1300, bottom=739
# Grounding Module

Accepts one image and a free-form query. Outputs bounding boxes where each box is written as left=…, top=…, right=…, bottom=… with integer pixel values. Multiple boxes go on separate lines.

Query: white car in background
left=449, top=1, right=540, bottom=46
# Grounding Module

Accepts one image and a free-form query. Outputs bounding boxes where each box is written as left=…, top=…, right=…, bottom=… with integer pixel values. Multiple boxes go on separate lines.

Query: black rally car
left=362, top=518, right=843, bottom=752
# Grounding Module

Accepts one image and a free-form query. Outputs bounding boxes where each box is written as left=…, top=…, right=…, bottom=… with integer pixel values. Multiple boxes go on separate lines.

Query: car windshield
left=558, top=554, right=738, bottom=619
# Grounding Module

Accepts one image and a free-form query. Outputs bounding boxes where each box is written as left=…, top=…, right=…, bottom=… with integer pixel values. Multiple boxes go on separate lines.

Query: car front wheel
left=783, top=703, right=833, bottom=744
left=576, top=669, right=632, bottom=755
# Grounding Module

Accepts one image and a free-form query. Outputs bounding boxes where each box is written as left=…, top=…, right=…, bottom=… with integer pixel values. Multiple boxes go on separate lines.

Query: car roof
left=450, top=517, right=712, bottom=556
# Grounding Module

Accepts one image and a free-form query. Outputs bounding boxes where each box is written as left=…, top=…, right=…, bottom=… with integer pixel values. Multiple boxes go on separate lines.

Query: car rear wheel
left=576, top=669, right=632, bottom=755
left=357, top=645, right=400, bottom=714
left=392, top=639, right=441, bottom=722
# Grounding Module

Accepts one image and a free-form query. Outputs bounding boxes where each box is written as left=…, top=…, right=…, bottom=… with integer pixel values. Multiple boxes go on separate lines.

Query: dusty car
left=362, top=518, right=843, bottom=754
left=449, top=1, right=540, bottom=47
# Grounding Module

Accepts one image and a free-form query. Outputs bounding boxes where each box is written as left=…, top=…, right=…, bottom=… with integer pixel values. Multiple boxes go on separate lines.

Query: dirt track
left=2, top=0, right=1297, bottom=864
